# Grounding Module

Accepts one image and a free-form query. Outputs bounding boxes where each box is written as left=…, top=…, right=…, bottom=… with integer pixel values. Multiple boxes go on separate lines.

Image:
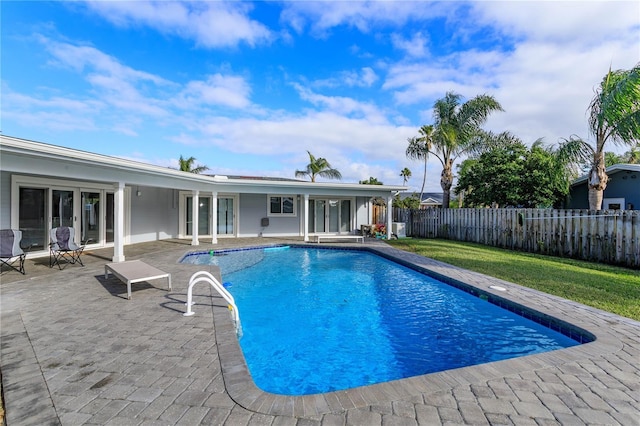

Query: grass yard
left=386, top=238, right=640, bottom=321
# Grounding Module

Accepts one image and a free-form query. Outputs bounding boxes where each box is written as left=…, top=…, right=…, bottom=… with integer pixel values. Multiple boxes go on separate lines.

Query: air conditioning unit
left=392, top=222, right=406, bottom=238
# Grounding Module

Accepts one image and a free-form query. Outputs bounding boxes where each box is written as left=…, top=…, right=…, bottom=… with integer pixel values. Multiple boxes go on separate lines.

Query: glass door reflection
left=52, top=190, right=74, bottom=228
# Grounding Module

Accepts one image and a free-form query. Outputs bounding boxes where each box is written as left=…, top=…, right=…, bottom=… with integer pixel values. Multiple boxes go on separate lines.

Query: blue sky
left=2, top=1, right=638, bottom=192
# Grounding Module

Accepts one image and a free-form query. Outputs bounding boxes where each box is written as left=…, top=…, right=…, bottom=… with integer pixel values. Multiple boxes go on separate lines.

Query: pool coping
left=210, top=243, right=624, bottom=417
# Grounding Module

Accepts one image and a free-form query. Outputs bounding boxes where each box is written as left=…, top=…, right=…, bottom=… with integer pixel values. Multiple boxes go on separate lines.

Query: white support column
left=211, top=192, right=218, bottom=244
left=191, top=190, right=200, bottom=246
left=387, top=195, right=393, bottom=240
left=303, top=193, right=309, bottom=242
left=112, top=182, right=126, bottom=262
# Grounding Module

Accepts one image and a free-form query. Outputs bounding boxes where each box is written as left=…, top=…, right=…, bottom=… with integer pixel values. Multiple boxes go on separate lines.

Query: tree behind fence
left=393, top=208, right=640, bottom=269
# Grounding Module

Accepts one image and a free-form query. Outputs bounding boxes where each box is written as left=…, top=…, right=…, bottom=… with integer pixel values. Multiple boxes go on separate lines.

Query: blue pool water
left=182, top=246, right=581, bottom=395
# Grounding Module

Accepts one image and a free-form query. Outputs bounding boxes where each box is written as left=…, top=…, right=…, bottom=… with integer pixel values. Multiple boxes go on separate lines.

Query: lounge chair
left=0, top=229, right=27, bottom=274
left=105, top=260, right=172, bottom=300
left=49, top=227, right=91, bottom=269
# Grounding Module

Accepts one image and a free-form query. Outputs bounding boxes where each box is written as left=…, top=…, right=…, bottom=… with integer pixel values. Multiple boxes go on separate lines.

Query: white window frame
left=267, top=194, right=297, bottom=217
left=603, top=197, right=625, bottom=210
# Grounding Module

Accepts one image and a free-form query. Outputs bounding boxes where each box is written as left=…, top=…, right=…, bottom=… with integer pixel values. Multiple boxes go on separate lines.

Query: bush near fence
left=393, top=208, right=640, bottom=269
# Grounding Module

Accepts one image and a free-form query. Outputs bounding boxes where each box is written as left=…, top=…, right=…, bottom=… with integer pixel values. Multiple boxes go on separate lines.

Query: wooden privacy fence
left=393, top=208, right=640, bottom=268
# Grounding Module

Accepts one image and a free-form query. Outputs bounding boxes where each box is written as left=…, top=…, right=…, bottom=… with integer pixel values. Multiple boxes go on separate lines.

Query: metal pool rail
left=184, top=270, right=241, bottom=334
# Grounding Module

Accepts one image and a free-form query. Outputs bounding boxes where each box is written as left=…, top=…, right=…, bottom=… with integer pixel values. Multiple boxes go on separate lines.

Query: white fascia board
left=1, top=135, right=208, bottom=185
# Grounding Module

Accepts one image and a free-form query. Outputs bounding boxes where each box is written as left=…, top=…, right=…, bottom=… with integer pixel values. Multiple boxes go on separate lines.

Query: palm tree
left=399, top=168, right=412, bottom=185
left=584, top=63, right=640, bottom=210
left=359, top=177, right=383, bottom=185
left=430, top=92, right=504, bottom=208
left=178, top=155, right=208, bottom=174
left=604, top=151, right=624, bottom=167
left=623, top=143, right=640, bottom=164
left=406, top=124, right=434, bottom=203
left=295, top=151, right=342, bottom=182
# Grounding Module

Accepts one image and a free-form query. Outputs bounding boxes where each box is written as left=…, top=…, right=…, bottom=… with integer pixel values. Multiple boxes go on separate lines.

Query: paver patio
left=1, top=238, right=639, bottom=425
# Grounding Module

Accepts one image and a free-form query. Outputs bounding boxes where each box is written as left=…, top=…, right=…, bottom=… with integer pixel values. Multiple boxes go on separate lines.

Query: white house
left=0, top=135, right=406, bottom=262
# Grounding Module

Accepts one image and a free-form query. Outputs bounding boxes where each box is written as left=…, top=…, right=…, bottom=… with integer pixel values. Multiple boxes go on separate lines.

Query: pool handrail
left=184, top=270, right=241, bottom=333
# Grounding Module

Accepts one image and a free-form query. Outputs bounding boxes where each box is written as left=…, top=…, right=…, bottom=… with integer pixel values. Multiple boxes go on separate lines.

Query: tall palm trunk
left=420, top=158, right=427, bottom=203
left=587, top=150, right=608, bottom=210
left=440, top=159, right=454, bottom=208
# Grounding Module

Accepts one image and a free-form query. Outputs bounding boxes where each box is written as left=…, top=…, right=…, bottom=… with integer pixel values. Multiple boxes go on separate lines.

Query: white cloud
left=292, top=83, right=388, bottom=122
left=179, top=74, right=252, bottom=109
left=43, top=36, right=168, bottom=85
left=311, top=67, right=380, bottom=89
left=42, top=37, right=171, bottom=117
left=280, top=1, right=451, bottom=35
left=197, top=111, right=412, bottom=162
left=391, top=32, right=429, bottom=58
left=383, top=1, right=639, bottom=148
left=470, top=1, right=640, bottom=46
left=80, top=1, right=273, bottom=48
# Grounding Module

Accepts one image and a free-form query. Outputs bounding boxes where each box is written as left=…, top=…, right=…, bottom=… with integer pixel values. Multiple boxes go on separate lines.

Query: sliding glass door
left=186, top=196, right=211, bottom=236
left=81, top=191, right=101, bottom=244
left=308, top=199, right=351, bottom=234
left=15, top=180, right=116, bottom=253
left=18, top=188, right=47, bottom=250
left=217, top=197, right=235, bottom=236
left=52, top=189, right=74, bottom=228
left=181, top=194, right=236, bottom=238
left=106, top=193, right=114, bottom=243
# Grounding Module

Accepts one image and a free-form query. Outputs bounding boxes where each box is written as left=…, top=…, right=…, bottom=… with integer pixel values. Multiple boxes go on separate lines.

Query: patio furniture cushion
left=0, top=229, right=26, bottom=274
left=49, top=227, right=89, bottom=269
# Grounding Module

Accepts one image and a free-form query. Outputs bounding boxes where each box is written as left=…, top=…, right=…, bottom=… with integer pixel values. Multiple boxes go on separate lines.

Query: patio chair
left=0, top=229, right=27, bottom=274
left=49, top=227, right=91, bottom=269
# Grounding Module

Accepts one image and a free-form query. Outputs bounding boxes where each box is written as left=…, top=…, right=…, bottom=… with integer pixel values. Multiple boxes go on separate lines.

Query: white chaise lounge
left=105, top=260, right=172, bottom=300
left=314, top=235, right=364, bottom=243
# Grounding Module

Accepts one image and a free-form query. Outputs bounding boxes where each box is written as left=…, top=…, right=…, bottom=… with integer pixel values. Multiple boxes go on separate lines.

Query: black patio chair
left=0, top=229, right=27, bottom=274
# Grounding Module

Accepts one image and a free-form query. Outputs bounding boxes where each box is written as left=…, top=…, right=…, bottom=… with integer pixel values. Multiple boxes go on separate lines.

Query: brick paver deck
left=1, top=238, right=639, bottom=425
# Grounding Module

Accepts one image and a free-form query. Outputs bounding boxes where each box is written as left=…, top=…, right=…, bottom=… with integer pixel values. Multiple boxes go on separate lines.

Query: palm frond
left=588, top=62, right=640, bottom=150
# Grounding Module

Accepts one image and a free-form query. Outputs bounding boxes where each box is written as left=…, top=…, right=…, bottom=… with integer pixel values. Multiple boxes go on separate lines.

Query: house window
left=268, top=195, right=296, bottom=216
left=603, top=198, right=625, bottom=211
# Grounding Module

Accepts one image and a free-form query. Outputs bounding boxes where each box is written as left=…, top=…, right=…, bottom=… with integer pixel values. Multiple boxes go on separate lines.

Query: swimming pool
left=182, top=246, right=585, bottom=395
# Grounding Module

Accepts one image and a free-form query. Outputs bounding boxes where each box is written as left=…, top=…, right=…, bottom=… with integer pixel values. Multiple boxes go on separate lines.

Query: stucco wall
left=238, top=193, right=266, bottom=237
left=129, top=186, right=179, bottom=243
left=568, top=170, right=640, bottom=209
left=603, top=171, right=640, bottom=209
left=238, top=193, right=302, bottom=237
left=0, top=171, right=11, bottom=229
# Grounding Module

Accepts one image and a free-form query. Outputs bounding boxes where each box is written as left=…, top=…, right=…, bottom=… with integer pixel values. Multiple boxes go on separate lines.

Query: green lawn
left=386, top=238, right=640, bottom=321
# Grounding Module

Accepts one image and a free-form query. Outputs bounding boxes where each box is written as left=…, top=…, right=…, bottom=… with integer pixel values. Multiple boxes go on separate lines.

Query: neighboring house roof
left=0, top=135, right=407, bottom=196
left=419, top=192, right=444, bottom=205
left=398, top=191, right=444, bottom=205
left=571, top=164, right=640, bottom=186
